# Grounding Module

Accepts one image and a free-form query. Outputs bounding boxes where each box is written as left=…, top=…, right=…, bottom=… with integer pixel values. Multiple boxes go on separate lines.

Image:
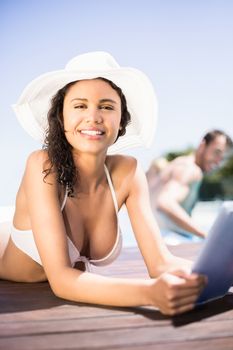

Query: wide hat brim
left=13, top=52, right=158, bottom=154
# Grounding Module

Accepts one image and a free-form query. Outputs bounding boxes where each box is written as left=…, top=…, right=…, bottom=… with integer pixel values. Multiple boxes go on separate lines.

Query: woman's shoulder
left=106, top=154, right=137, bottom=175
left=24, top=149, right=53, bottom=174
left=26, top=149, right=49, bottom=166
left=21, top=149, right=58, bottom=196
left=24, top=149, right=56, bottom=183
left=105, top=155, right=138, bottom=192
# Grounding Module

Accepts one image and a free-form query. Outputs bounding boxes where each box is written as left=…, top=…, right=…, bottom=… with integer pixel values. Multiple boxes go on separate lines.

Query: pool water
left=119, top=201, right=224, bottom=247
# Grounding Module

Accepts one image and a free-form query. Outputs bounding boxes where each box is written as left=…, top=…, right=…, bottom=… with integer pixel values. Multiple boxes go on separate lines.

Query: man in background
left=146, top=129, right=232, bottom=240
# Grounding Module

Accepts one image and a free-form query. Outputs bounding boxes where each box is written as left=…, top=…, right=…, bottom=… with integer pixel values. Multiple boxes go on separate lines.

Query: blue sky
left=1, top=0, right=233, bottom=205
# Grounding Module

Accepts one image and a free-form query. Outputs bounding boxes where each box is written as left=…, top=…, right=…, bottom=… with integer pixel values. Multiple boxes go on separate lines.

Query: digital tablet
left=192, top=201, right=233, bottom=304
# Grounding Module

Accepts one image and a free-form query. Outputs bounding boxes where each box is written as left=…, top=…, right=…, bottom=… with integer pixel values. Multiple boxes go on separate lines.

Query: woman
left=0, top=52, right=206, bottom=315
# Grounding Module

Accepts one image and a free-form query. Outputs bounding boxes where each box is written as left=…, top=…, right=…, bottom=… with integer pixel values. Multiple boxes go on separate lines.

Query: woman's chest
left=62, top=191, right=119, bottom=259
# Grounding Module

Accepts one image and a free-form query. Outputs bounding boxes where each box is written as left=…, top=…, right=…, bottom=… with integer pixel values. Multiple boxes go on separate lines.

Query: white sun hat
left=13, top=51, right=158, bottom=154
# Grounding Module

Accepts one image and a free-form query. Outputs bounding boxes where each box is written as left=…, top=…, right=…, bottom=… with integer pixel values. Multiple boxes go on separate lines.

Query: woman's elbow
left=49, top=280, right=64, bottom=298
left=46, top=266, right=83, bottom=300
left=46, top=269, right=70, bottom=299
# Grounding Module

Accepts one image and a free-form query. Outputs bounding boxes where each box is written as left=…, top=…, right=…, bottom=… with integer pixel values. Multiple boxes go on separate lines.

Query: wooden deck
left=0, top=243, right=233, bottom=350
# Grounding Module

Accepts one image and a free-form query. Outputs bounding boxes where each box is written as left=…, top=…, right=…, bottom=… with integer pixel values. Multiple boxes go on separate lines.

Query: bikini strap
left=61, top=185, right=68, bottom=211
left=61, top=167, right=118, bottom=213
left=104, top=164, right=119, bottom=214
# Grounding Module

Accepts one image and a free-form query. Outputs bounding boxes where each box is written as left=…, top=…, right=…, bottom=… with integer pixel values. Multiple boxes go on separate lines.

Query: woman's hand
left=147, top=270, right=207, bottom=316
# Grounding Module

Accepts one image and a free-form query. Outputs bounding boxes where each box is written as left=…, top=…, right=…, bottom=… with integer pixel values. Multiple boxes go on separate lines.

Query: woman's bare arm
left=22, top=152, right=205, bottom=315
left=125, top=160, right=196, bottom=276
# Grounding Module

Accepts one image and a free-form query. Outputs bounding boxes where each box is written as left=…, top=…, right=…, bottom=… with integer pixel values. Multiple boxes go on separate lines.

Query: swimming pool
left=119, top=200, right=224, bottom=247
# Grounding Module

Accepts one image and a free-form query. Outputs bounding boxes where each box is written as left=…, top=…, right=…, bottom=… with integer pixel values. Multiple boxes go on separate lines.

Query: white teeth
left=80, top=130, right=103, bottom=136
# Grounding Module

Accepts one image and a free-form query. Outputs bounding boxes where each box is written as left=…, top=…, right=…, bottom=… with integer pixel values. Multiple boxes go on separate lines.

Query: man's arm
left=155, top=166, right=206, bottom=238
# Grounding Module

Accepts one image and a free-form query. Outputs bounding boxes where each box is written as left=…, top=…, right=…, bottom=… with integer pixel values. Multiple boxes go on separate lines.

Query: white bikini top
left=11, top=164, right=122, bottom=270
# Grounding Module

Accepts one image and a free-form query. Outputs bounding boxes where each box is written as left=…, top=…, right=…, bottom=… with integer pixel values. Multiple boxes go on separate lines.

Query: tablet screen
left=192, top=201, right=233, bottom=304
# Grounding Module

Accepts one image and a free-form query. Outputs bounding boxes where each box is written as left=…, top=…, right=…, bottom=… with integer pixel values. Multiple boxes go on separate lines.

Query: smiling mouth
left=79, top=130, right=105, bottom=136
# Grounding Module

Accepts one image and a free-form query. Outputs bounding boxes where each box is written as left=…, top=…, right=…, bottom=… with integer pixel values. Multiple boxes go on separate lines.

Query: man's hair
left=202, top=129, right=233, bottom=148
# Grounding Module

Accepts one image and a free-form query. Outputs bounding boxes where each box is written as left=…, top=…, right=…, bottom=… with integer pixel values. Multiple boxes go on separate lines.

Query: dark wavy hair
left=202, top=129, right=233, bottom=148
left=42, top=77, right=131, bottom=196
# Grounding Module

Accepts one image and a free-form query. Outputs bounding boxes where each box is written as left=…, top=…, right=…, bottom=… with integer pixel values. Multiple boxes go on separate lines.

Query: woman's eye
left=99, top=105, right=114, bottom=110
left=73, top=104, right=87, bottom=109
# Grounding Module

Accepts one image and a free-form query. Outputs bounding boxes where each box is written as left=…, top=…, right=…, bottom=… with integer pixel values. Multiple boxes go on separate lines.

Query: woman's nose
left=85, top=108, right=103, bottom=124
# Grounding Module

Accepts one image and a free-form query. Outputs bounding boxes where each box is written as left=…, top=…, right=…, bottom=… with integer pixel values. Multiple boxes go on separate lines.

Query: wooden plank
left=107, top=338, right=233, bottom=350
left=1, top=311, right=233, bottom=338
left=0, top=244, right=233, bottom=350
left=1, top=320, right=233, bottom=350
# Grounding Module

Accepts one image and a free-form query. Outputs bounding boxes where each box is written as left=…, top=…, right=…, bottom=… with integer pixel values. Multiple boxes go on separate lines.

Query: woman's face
left=63, top=79, right=122, bottom=154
